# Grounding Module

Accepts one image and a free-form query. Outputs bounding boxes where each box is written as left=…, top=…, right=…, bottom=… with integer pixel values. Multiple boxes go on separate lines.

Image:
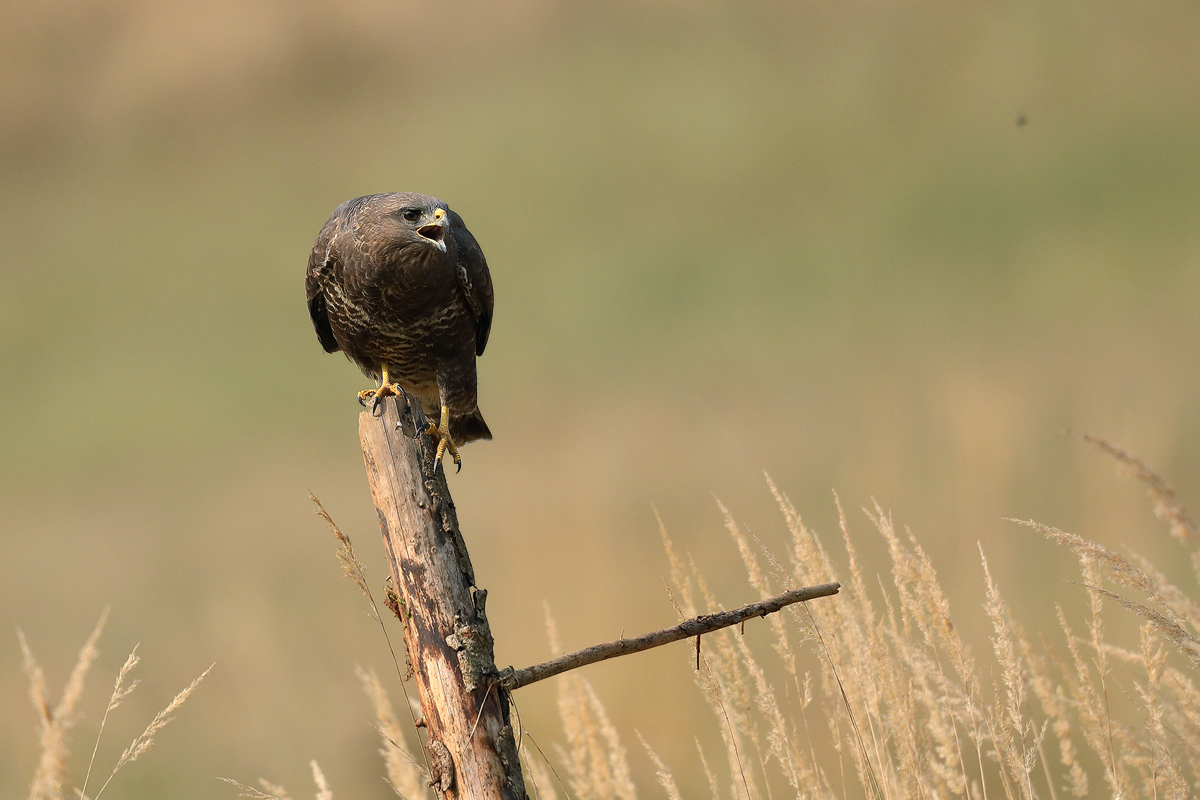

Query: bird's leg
left=427, top=404, right=462, bottom=473
left=357, top=363, right=405, bottom=416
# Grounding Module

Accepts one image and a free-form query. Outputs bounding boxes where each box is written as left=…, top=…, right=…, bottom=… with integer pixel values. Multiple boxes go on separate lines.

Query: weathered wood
left=359, top=395, right=524, bottom=800
left=499, top=582, right=841, bottom=690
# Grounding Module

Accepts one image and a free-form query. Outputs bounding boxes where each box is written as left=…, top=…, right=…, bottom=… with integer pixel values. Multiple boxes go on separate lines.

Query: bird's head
left=349, top=193, right=455, bottom=264
left=384, top=194, right=450, bottom=254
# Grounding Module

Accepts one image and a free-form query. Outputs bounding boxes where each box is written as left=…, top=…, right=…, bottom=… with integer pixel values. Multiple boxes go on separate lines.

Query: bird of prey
left=305, top=193, right=494, bottom=471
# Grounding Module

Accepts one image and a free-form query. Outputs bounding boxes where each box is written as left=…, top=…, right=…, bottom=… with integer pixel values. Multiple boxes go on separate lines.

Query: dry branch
left=499, top=582, right=841, bottom=691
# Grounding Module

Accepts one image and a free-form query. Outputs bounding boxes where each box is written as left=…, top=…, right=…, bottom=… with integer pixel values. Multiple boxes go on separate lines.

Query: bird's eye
left=401, top=208, right=422, bottom=222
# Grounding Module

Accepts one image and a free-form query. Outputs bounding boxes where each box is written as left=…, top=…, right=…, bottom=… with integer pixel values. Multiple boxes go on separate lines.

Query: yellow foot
left=426, top=404, right=462, bottom=473
left=357, top=364, right=405, bottom=415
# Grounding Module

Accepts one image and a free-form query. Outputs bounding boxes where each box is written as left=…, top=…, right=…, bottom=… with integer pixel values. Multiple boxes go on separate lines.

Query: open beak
left=417, top=208, right=448, bottom=253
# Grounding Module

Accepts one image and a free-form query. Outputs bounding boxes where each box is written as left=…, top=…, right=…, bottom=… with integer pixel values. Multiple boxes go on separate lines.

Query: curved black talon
left=425, top=405, right=462, bottom=474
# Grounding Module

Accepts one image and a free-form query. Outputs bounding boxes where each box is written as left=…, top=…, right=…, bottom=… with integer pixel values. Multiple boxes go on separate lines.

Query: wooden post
left=359, top=395, right=525, bottom=799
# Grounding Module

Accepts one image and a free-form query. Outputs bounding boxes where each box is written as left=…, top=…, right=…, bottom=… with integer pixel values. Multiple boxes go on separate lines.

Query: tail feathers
left=450, top=408, right=492, bottom=446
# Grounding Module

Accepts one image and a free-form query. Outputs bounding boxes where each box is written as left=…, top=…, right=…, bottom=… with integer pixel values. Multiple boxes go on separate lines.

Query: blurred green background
left=3, top=0, right=1199, bottom=796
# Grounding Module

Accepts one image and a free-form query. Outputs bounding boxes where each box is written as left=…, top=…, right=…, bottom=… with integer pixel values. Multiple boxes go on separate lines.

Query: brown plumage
left=306, top=193, right=494, bottom=470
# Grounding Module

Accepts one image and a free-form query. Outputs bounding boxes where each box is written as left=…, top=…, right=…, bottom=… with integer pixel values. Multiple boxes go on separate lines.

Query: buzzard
left=306, top=193, right=494, bottom=471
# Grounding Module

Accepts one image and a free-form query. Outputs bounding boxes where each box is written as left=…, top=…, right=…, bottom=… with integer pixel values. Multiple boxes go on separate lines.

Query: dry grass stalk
left=356, top=665, right=430, bottom=798
left=258, top=778, right=295, bottom=799
left=554, top=665, right=637, bottom=800
left=636, top=731, right=683, bottom=800
left=545, top=607, right=636, bottom=800
left=695, top=743, right=723, bottom=799
left=79, top=645, right=141, bottom=799
left=1011, top=518, right=1200, bottom=631
left=1076, top=432, right=1198, bottom=544
left=1136, top=623, right=1187, bottom=799
left=309, top=490, right=372, bottom=607
left=21, top=608, right=108, bottom=800
left=310, top=760, right=333, bottom=800
left=219, top=777, right=293, bottom=799
left=521, top=752, right=562, bottom=800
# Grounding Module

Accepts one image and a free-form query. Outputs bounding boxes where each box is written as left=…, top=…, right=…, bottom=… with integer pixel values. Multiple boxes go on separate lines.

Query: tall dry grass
left=623, top=435, right=1199, bottom=799
left=505, top=434, right=1198, bottom=799
left=257, top=435, right=1199, bottom=799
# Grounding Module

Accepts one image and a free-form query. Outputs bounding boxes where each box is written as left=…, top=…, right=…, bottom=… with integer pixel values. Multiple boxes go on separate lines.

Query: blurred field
left=3, top=1, right=1199, bottom=797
